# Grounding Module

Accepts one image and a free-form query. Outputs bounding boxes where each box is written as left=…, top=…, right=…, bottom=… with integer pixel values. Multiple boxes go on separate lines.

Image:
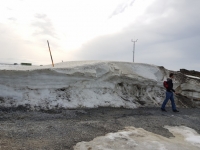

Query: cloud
left=32, top=14, right=57, bottom=38
left=73, top=0, right=200, bottom=71
left=0, top=24, right=36, bottom=64
left=109, top=0, right=136, bottom=18
left=8, top=17, right=17, bottom=22
left=6, top=7, right=13, bottom=11
left=1, top=0, right=200, bottom=70
left=0, top=23, right=65, bottom=65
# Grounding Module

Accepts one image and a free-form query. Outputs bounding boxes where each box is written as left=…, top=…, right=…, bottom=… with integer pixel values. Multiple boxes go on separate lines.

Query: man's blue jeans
left=161, top=91, right=177, bottom=110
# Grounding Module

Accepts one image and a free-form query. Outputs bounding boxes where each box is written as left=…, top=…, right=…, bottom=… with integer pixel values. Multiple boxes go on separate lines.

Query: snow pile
left=0, top=61, right=199, bottom=110
left=74, top=126, right=200, bottom=150
left=186, top=75, right=200, bottom=79
left=177, top=74, right=200, bottom=105
left=165, top=126, right=200, bottom=148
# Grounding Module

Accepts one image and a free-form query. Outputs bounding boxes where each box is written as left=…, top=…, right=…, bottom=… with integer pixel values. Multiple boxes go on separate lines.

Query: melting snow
left=74, top=126, right=200, bottom=150
left=186, top=75, right=200, bottom=79
left=0, top=61, right=199, bottom=110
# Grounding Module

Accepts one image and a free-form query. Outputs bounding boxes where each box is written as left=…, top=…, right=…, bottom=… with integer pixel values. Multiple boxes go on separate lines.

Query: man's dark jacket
left=167, top=78, right=175, bottom=92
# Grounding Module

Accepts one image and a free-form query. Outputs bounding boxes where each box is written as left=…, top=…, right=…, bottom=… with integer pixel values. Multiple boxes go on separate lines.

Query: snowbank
left=186, top=75, right=200, bottom=79
left=74, top=126, right=200, bottom=150
left=0, top=61, right=199, bottom=110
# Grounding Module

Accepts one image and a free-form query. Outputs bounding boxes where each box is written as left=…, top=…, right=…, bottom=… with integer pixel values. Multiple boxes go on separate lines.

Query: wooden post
left=47, top=40, right=54, bottom=67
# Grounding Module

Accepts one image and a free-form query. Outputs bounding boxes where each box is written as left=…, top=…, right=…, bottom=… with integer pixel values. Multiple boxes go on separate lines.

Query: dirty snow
left=74, top=126, right=200, bottom=150
left=0, top=61, right=200, bottom=110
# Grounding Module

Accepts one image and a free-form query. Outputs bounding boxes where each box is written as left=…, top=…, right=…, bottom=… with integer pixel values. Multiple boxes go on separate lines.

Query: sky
left=0, top=0, right=200, bottom=71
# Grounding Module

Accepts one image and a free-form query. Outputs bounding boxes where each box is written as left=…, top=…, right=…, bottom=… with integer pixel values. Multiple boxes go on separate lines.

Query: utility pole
left=47, top=40, right=54, bottom=67
left=131, top=39, right=138, bottom=62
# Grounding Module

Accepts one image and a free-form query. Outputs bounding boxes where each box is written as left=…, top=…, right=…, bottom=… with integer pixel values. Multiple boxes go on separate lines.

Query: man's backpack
left=163, top=81, right=168, bottom=88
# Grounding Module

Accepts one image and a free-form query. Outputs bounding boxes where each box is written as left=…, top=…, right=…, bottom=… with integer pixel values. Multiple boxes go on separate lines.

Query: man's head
left=169, top=73, right=174, bottom=79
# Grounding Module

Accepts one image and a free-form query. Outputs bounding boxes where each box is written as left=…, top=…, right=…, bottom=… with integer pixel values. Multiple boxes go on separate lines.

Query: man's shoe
left=173, top=110, right=179, bottom=112
left=161, top=108, right=167, bottom=112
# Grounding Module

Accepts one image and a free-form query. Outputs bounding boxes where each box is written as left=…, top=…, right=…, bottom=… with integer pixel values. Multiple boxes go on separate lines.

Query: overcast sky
left=1, top=0, right=200, bottom=71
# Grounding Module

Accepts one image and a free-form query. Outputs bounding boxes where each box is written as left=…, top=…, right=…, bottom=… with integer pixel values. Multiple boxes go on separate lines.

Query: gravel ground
left=0, top=107, right=200, bottom=150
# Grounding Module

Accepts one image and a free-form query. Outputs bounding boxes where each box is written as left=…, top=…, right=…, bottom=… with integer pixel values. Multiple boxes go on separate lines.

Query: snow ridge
left=0, top=61, right=199, bottom=110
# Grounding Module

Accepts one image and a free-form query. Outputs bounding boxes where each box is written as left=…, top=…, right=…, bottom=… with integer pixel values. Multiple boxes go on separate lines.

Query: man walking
left=161, top=73, right=179, bottom=112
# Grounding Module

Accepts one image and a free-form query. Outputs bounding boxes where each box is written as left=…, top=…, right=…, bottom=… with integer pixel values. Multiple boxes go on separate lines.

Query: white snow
left=130, top=63, right=163, bottom=81
left=74, top=126, right=200, bottom=150
left=0, top=61, right=165, bottom=109
left=0, top=61, right=163, bottom=81
left=186, top=75, right=200, bottom=79
left=0, top=61, right=199, bottom=110
left=165, top=126, right=200, bottom=147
